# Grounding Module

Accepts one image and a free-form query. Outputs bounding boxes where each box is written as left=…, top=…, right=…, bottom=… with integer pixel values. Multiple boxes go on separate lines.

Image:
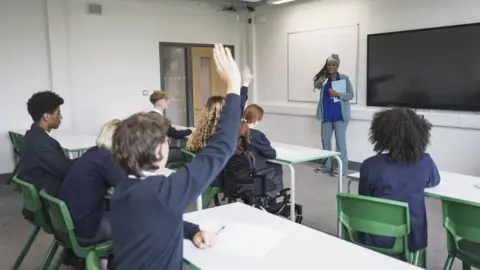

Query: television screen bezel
left=366, top=22, right=480, bottom=112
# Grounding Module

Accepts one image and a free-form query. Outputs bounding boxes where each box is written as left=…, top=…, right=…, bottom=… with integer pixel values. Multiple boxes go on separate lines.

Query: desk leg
left=196, top=196, right=202, bottom=211
left=333, top=156, right=343, bottom=237
left=269, top=161, right=296, bottom=222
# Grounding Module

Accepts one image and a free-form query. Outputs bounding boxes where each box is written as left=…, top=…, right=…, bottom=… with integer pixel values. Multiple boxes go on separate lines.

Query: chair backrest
left=8, top=131, right=23, bottom=155
left=337, top=193, right=410, bottom=254
left=39, top=189, right=77, bottom=248
left=181, top=149, right=196, bottom=163
left=442, top=197, right=480, bottom=244
left=86, top=251, right=101, bottom=270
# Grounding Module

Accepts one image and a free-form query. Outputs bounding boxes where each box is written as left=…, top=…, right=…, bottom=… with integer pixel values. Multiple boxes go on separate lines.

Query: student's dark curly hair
left=27, top=91, right=64, bottom=122
left=369, top=108, right=432, bottom=164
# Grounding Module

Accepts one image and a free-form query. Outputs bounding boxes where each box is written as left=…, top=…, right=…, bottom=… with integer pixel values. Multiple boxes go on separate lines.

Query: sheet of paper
left=332, top=79, right=347, bottom=103
left=199, top=219, right=287, bottom=259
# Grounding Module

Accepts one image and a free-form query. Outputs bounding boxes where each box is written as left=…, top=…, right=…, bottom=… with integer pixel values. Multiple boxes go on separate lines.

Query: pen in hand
left=216, top=226, right=226, bottom=235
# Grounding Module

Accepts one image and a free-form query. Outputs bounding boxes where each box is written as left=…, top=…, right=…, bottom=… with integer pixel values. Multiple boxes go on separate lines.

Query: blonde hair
left=149, top=91, right=168, bottom=105
left=96, top=119, right=121, bottom=150
left=187, top=96, right=225, bottom=151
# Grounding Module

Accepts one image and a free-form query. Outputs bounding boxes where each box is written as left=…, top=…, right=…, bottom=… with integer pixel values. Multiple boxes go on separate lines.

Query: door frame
left=159, top=42, right=235, bottom=127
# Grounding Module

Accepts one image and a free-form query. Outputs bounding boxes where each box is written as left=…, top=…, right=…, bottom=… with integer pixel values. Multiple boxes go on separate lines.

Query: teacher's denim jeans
left=321, top=121, right=348, bottom=174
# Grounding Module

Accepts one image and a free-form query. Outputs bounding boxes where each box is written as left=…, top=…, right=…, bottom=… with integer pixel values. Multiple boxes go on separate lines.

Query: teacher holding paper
left=313, top=54, right=354, bottom=176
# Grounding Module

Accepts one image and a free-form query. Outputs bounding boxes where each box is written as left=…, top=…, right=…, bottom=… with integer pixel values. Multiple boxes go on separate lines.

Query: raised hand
left=242, top=66, right=253, bottom=87
left=213, top=44, right=241, bottom=95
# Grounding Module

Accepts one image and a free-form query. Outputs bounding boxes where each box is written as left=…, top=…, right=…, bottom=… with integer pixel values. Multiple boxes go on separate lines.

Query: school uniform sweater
left=59, top=147, right=125, bottom=239
left=110, top=93, right=241, bottom=270
left=358, top=153, right=441, bottom=251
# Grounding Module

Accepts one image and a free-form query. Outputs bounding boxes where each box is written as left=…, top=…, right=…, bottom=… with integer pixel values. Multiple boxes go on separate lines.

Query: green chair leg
left=411, top=250, right=426, bottom=269
left=462, top=262, right=471, bottom=270
left=203, top=187, right=223, bottom=209
left=52, top=248, right=66, bottom=270
left=39, top=240, right=60, bottom=270
left=11, top=226, right=40, bottom=270
left=443, top=255, right=455, bottom=270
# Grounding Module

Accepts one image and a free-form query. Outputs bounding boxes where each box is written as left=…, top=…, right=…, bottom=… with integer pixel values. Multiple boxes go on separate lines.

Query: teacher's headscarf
left=327, top=54, right=340, bottom=65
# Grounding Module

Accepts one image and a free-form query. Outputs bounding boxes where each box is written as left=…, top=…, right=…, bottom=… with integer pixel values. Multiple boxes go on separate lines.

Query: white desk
left=270, top=142, right=342, bottom=226
left=183, top=203, right=422, bottom=270
left=10, top=129, right=96, bottom=158
left=347, top=171, right=480, bottom=204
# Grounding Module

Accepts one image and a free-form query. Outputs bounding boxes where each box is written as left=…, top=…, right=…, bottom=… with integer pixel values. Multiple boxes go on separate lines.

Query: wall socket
left=142, top=90, right=149, bottom=96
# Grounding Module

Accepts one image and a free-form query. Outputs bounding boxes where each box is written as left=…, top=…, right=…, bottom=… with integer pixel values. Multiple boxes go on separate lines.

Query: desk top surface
left=183, top=203, right=422, bottom=270
left=348, top=171, right=480, bottom=204
left=11, top=128, right=96, bottom=151
left=271, top=142, right=340, bottom=164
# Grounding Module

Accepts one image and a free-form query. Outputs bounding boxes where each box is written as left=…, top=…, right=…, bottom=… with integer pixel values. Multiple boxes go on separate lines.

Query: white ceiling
left=118, top=0, right=263, bottom=8
left=185, top=0, right=262, bottom=8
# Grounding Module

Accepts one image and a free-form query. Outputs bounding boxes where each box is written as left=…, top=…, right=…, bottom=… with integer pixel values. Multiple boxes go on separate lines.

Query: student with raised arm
left=109, top=44, right=242, bottom=270
left=187, top=66, right=252, bottom=152
left=358, top=108, right=440, bottom=254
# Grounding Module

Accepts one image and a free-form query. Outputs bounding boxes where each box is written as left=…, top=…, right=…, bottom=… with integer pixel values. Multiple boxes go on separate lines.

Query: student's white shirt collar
left=152, top=108, right=164, bottom=116
left=128, top=168, right=174, bottom=179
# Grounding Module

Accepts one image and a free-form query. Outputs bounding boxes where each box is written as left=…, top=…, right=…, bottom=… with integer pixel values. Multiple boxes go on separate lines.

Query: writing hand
left=192, top=231, right=217, bottom=249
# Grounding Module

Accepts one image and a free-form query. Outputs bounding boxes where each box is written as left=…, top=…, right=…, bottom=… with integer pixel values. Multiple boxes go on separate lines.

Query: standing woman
left=313, top=54, right=354, bottom=176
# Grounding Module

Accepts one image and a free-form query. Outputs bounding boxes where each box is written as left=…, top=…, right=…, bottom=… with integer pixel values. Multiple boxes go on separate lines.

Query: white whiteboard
left=287, top=25, right=359, bottom=103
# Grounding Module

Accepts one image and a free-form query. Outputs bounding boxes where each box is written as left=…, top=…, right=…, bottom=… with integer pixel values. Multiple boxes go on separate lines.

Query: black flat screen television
left=367, top=23, right=480, bottom=111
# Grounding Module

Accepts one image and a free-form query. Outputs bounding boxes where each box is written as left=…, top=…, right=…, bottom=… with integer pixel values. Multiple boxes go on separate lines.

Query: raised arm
left=240, top=66, right=252, bottom=113
left=156, top=44, right=242, bottom=212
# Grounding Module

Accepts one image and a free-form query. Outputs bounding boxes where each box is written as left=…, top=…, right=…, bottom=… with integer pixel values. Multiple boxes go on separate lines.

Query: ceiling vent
left=86, top=3, right=103, bottom=15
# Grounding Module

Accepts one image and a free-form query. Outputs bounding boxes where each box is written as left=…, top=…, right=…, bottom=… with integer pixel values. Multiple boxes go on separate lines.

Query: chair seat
left=76, top=240, right=112, bottom=258
left=457, top=239, right=480, bottom=267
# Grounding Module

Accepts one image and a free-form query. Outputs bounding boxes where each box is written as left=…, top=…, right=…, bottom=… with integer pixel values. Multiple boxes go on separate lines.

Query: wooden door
left=191, top=47, right=228, bottom=126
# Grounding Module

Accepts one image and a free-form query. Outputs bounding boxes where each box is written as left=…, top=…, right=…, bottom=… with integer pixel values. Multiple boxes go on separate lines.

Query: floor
left=0, top=163, right=464, bottom=270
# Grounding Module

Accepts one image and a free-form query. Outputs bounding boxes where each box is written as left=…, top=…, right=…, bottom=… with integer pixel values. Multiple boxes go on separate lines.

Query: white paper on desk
left=200, top=219, right=287, bottom=259
left=331, top=79, right=346, bottom=103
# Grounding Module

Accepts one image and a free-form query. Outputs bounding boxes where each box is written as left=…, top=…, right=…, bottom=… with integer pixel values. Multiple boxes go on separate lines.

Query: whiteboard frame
left=287, top=24, right=360, bottom=104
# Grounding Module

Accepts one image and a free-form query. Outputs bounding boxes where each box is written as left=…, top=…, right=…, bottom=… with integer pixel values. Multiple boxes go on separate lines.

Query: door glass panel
left=161, top=47, right=187, bottom=126
left=200, top=57, right=211, bottom=106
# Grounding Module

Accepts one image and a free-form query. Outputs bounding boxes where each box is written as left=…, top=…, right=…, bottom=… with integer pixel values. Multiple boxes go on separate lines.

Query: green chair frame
left=39, top=189, right=112, bottom=270
left=11, top=177, right=59, bottom=270
left=181, top=149, right=224, bottom=209
left=442, top=197, right=480, bottom=270
left=7, top=132, right=23, bottom=185
left=86, top=250, right=102, bottom=270
left=337, top=193, right=426, bottom=268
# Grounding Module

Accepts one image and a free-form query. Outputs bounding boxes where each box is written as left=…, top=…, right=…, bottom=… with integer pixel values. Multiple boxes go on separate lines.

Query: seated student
left=109, top=44, right=241, bottom=270
left=18, top=91, right=72, bottom=198
left=59, top=119, right=124, bottom=243
left=242, top=104, right=283, bottom=194
left=187, top=65, right=252, bottom=152
left=358, top=108, right=440, bottom=253
left=149, top=90, right=193, bottom=140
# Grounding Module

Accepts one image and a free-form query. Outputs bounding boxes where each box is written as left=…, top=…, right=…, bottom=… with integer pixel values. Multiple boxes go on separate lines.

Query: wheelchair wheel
left=213, top=193, right=229, bottom=206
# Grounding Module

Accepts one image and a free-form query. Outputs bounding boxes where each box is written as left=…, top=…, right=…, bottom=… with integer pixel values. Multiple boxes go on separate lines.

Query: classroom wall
left=0, top=0, right=245, bottom=174
left=251, top=0, right=480, bottom=176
